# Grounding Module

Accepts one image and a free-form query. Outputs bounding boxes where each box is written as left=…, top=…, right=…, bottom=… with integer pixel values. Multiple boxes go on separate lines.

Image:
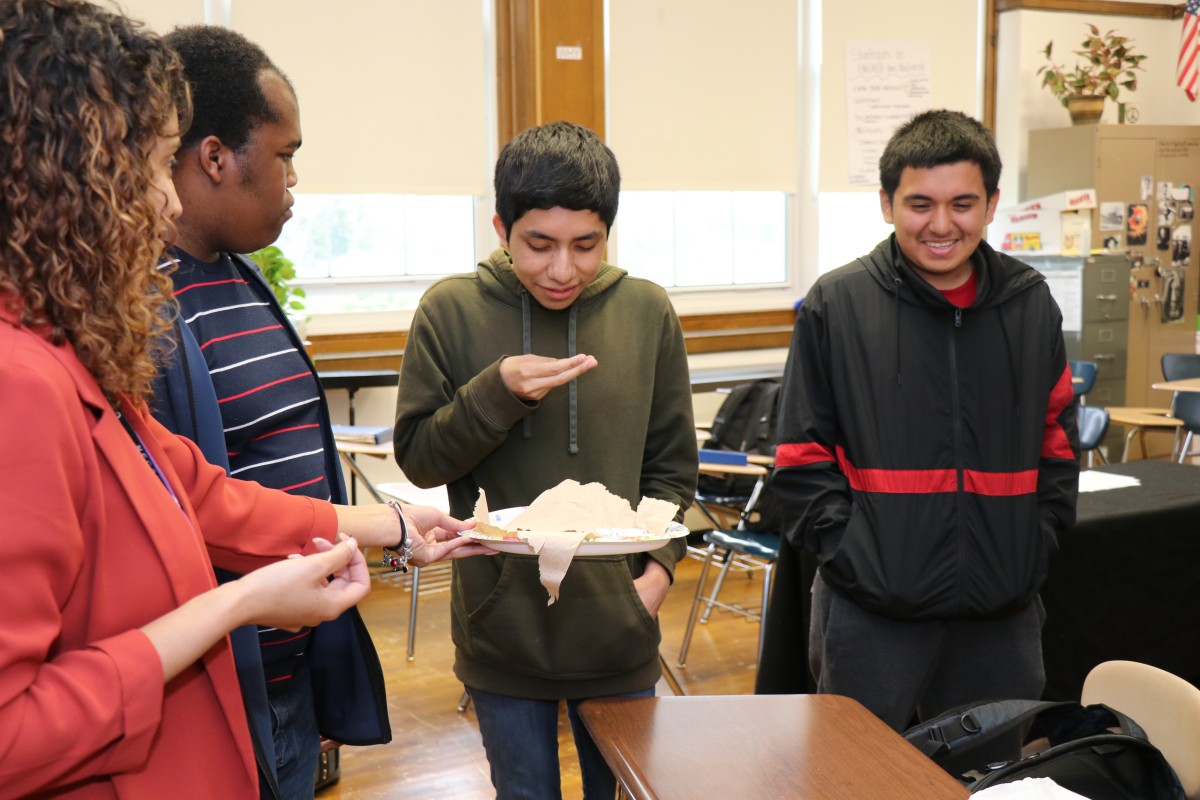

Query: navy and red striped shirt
left=171, top=249, right=326, bottom=688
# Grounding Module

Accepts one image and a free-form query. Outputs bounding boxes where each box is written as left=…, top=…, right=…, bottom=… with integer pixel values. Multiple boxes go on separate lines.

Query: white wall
left=818, top=0, right=984, bottom=193
left=104, top=0, right=208, bottom=30
left=995, top=7, right=1200, bottom=205
left=813, top=0, right=985, bottom=279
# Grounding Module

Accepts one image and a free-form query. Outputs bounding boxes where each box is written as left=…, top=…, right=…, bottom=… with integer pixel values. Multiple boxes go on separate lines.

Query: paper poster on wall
left=1161, top=266, right=1186, bottom=324
left=1172, top=226, right=1192, bottom=267
left=844, top=40, right=932, bottom=186
left=1042, top=273, right=1082, bottom=333
left=1141, top=176, right=1153, bottom=201
left=1099, top=203, right=1124, bottom=230
left=1158, top=225, right=1172, bottom=251
left=1061, top=214, right=1091, bottom=256
left=1127, top=203, right=1149, bottom=246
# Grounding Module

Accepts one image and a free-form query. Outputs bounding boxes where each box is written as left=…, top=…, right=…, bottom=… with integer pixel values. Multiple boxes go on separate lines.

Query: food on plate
left=470, top=479, right=682, bottom=604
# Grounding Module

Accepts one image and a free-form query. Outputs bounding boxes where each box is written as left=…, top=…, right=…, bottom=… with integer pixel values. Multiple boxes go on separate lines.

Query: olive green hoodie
left=394, top=249, right=698, bottom=699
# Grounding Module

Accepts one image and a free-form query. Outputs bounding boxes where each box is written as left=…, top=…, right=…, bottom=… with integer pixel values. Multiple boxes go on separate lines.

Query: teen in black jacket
left=775, top=110, right=1079, bottom=730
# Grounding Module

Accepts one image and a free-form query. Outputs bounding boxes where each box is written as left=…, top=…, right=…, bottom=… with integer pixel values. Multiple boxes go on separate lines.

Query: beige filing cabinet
left=1028, top=125, right=1200, bottom=458
left=1025, top=253, right=1129, bottom=456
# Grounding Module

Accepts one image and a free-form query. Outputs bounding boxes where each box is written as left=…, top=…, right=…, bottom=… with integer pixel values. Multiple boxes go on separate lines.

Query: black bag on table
left=904, top=698, right=1185, bottom=798
left=698, top=378, right=781, bottom=499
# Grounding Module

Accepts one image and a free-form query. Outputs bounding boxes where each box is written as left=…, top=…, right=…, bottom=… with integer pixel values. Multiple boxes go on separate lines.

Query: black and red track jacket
left=775, top=236, right=1079, bottom=620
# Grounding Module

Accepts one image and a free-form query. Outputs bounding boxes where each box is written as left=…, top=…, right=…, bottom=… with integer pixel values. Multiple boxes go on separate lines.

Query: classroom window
left=272, top=194, right=477, bottom=313
left=616, top=191, right=789, bottom=289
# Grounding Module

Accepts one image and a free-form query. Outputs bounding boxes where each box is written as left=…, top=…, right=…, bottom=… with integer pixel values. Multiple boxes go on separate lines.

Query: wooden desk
left=1105, top=408, right=1182, bottom=461
left=1152, top=377, right=1200, bottom=393
left=698, top=461, right=768, bottom=478
left=578, top=694, right=968, bottom=800
left=333, top=439, right=392, bottom=504
left=320, top=370, right=399, bottom=502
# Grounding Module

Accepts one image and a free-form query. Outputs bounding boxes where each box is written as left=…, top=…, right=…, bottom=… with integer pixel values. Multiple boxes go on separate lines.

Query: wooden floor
left=319, top=548, right=770, bottom=799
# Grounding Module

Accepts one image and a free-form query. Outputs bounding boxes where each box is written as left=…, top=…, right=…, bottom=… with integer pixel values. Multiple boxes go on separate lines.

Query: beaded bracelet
left=383, top=500, right=413, bottom=573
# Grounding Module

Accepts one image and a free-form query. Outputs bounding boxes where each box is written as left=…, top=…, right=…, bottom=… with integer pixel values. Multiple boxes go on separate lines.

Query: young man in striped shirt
left=150, top=26, right=384, bottom=800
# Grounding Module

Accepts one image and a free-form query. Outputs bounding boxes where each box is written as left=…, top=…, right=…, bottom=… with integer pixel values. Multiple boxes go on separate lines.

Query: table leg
left=346, top=387, right=359, bottom=503
left=337, top=451, right=387, bottom=505
left=1121, top=427, right=1138, bottom=463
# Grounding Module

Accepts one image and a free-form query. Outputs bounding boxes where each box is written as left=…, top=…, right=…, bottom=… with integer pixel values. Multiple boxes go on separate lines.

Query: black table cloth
left=757, top=460, right=1200, bottom=700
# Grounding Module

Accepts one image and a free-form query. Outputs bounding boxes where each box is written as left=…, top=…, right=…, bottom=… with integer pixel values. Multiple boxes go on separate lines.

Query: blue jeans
left=267, top=659, right=321, bottom=800
left=469, top=686, right=655, bottom=800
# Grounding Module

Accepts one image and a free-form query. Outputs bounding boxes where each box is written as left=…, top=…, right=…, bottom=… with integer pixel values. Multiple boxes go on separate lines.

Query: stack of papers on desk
left=331, top=424, right=393, bottom=445
left=974, top=777, right=1089, bottom=798
left=1078, top=471, right=1141, bottom=493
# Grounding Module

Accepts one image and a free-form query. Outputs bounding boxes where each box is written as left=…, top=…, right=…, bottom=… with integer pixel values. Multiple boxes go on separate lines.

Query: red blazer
left=0, top=307, right=338, bottom=799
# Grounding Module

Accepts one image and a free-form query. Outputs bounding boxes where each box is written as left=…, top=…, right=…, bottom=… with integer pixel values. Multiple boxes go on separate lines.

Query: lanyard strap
left=116, top=409, right=182, bottom=510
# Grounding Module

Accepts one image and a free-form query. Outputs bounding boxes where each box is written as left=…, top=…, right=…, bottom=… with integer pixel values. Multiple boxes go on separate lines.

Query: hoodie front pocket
left=462, top=555, right=660, bottom=680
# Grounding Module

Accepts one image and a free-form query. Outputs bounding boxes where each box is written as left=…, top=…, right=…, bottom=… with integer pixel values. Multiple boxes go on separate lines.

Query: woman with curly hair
left=0, top=2, right=487, bottom=796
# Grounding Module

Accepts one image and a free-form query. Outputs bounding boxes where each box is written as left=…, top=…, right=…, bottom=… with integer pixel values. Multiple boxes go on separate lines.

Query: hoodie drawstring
left=521, top=291, right=532, bottom=440
left=519, top=288, right=580, bottom=454
left=568, top=304, right=579, bottom=454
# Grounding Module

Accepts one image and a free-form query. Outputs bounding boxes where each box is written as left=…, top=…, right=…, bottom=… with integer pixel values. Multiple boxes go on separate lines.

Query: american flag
left=1179, top=0, right=1200, bottom=101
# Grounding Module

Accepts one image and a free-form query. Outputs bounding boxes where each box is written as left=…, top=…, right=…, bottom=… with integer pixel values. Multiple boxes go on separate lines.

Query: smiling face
left=880, top=161, right=999, bottom=291
left=494, top=206, right=607, bottom=310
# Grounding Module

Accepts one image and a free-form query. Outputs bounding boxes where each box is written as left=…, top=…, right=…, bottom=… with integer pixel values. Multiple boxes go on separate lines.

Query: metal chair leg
left=457, top=688, right=472, bottom=713
left=757, top=562, right=774, bottom=665
left=699, top=547, right=736, bottom=624
left=406, top=566, right=420, bottom=661
left=678, top=543, right=718, bottom=668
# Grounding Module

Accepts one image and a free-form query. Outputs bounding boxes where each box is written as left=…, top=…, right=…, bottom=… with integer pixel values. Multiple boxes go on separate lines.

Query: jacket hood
left=856, top=235, right=1046, bottom=401
left=859, top=235, right=1044, bottom=310
left=475, top=248, right=626, bottom=455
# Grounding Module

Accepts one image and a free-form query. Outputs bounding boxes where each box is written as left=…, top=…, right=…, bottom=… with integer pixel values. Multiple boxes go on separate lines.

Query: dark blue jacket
left=151, top=253, right=391, bottom=796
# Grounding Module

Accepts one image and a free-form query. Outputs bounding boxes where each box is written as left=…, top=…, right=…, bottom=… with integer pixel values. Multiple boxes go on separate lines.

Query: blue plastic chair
left=1067, top=359, right=1097, bottom=400
left=1173, top=391, right=1200, bottom=464
left=1160, top=354, right=1200, bottom=460
left=679, top=472, right=780, bottom=669
left=1077, top=406, right=1110, bottom=467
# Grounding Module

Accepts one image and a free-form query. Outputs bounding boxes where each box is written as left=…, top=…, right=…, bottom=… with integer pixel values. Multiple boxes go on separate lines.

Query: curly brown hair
left=0, top=0, right=191, bottom=402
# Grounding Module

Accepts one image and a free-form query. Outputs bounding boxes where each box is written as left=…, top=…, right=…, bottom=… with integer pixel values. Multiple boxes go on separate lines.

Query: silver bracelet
left=383, top=500, right=413, bottom=573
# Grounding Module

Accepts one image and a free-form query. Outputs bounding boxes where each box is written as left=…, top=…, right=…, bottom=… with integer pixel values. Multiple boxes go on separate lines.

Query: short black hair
left=494, top=121, right=620, bottom=236
left=165, top=25, right=292, bottom=153
left=879, top=110, right=1001, bottom=202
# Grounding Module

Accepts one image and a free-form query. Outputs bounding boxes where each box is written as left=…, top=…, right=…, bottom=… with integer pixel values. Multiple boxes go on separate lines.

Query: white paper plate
left=463, top=506, right=688, bottom=556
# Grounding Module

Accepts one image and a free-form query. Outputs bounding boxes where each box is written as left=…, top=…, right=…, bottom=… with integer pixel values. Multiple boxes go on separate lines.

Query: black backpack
left=904, top=698, right=1185, bottom=799
left=698, top=378, right=780, bottom=489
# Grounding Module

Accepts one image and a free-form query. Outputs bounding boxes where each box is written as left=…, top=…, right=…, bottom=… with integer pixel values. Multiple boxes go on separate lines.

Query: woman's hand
left=238, top=535, right=371, bottom=630
left=402, top=504, right=495, bottom=567
left=143, top=535, right=371, bottom=682
left=334, top=503, right=495, bottom=566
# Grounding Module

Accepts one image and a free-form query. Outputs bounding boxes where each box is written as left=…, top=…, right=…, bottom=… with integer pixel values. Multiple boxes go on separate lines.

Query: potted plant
left=1037, top=24, right=1147, bottom=125
left=248, top=245, right=309, bottom=337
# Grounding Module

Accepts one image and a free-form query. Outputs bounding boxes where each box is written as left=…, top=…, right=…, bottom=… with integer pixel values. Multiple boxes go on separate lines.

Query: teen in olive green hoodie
left=393, top=122, right=698, bottom=799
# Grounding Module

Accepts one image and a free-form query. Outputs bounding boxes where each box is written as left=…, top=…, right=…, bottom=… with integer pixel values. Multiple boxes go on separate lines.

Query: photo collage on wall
left=1099, top=178, right=1193, bottom=325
